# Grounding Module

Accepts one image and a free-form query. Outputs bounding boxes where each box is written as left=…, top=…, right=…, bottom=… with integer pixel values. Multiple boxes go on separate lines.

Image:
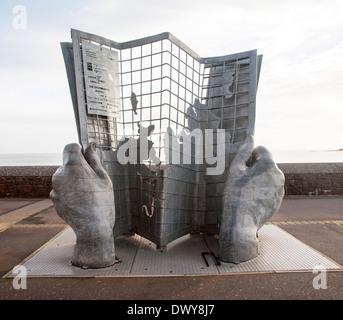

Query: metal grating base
left=7, top=225, right=341, bottom=277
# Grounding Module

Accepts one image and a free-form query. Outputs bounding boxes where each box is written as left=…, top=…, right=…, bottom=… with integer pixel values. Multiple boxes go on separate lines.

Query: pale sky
left=1, top=0, right=343, bottom=155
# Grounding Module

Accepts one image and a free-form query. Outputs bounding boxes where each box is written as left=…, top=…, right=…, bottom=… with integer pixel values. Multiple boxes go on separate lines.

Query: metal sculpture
left=51, top=29, right=284, bottom=267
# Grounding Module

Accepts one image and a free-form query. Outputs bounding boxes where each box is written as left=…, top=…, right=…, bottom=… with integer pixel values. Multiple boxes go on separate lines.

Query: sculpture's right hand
left=219, top=135, right=285, bottom=263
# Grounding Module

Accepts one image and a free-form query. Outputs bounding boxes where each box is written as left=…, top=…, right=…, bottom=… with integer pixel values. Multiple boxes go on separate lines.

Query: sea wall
left=277, top=163, right=343, bottom=196
left=0, top=166, right=58, bottom=198
left=0, top=163, right=342, bottom=198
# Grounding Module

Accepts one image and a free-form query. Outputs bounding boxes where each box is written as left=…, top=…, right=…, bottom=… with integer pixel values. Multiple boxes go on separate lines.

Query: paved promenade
left=0, top=196, right=342, bottom=300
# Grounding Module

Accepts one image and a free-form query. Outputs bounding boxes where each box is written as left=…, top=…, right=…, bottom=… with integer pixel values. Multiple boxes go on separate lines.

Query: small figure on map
left=130, top=92, right=138, bottom=115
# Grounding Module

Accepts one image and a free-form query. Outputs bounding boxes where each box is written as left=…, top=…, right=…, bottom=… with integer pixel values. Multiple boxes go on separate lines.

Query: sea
left=0, top=150, right=342, bottom=166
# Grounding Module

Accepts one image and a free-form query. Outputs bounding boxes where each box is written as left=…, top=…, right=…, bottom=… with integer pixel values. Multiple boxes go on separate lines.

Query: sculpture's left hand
left=219, top=135, right=285, bottom=263
left=50, top=143, right=116, bottom=269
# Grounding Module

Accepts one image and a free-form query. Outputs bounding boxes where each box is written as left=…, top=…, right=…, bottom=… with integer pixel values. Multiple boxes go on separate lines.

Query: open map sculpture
left=51, top=29, right=285, bottom=268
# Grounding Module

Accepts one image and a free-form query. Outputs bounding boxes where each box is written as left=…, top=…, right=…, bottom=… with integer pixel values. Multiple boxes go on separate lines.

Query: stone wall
left=278, top=163, right=343, bottom=196
left=0, top=166, right=59, bottom=198
left=0, top=163, right=342, bottom=198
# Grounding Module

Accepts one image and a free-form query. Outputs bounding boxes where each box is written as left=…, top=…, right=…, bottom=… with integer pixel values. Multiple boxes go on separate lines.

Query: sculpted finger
left=62, top=143, right=97, bottom=179
left=247, top=145, right=280, bottom=177
left=52, top=144, right=86, bottom=180
left=52, top=143, right=95, bottom=193
left=229, top=135, right=254, bottom=176
left=62, top=143, right=89, bottom=166
left=248, top=145, right=285, bottom=226
left=84, top=142, right=109, bottom=179
left=252, top=146, right=275, bottom=165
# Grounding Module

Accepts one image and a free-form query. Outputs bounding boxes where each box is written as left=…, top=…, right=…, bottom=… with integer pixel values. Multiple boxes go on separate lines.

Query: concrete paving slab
left=0, top=199, right=39, bottom=216
left=0, top=199, right=53, bottom=225
left=280, top=223, right=343, bottom=267
left=272, top=197, right=343, bottom=222
left=0, top=226, right=66, bottom=277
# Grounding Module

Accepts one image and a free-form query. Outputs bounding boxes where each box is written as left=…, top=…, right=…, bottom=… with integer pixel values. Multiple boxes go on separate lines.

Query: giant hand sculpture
left=219, top=135, right=285, bottom=263
left=50, top=143, right=116, bottom=269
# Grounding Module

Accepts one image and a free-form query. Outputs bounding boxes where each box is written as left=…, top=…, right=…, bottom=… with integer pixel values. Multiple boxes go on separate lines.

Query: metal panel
left=61, top=29, right=262, bottom=247
left=199, top=50, right=260, bottom=234
left=71, top=31, right=89, bottom=149
left=60, top=42, right=80, bottom=140
left=8, top=226, right=341, bottom=277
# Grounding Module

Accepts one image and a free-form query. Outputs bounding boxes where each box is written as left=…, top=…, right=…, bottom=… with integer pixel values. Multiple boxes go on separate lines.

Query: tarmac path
left=0, top=196, right=342, bottom=300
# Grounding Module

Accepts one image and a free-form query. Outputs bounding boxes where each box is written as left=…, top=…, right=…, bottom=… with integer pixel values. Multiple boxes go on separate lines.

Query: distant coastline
left=0, top=153, right=62, bottom=166
left=311, top=149, right=343, bottom=152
